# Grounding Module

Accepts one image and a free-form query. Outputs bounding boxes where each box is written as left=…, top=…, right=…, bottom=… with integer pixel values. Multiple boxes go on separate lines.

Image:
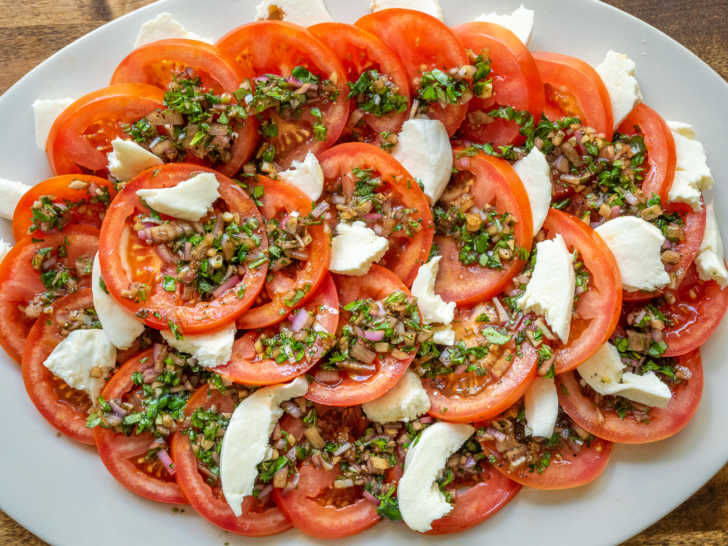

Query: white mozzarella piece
left=0, top=177, right=31, bottom=220
left=411, top=257, right=455, bottom=325
left=431, top=325, right=456, bottom=346
left=695, top=200, right=728, bottom=287
left=363, top=371, right=431, bottom=423
left=595, top=51, right=643, bottom=129
left=474, top=5, right=535, bottom=45
left=91, top=254, right=145, bottom=350
left=0, top=238, right=11, bottom=261
left=617, top=372, right=672, bottom=408
left=42, top=329, right=116, bottom=402
left=329, top=221, right=389, bottom=276
left=517, top=235, right=575, bottom=343
left=160, top=323, right=236, bottom=368
left=221, top=377, right=308, bottom=517
left=392, top=119, right=452, bottom=205
left=279, top=152, right=324, bottom=201
left=667, top=121, right=714, bottom=210
left=370, top=0, right=443, bottom=20
left=32, top=98, right=74, bottom=150
left=398, top=422, right=474, bottom=532
left=524, top=377, right=559, bottom=438
left=513, top=147, right=551, bottom=233
left=255, top=0, right=333, bottom=26
left=595, top=216, right=669, bottom=292
left=135, top=12, right=209, bottom=48
left=136, top=172, right=220, bottom=222
left=107, top=138, right=162, bottom=182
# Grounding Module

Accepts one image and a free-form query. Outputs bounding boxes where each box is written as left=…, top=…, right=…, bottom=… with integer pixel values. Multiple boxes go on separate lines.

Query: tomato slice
left=557, top=349, right=703, bottom=444
left=216, top=21, right=349, bottom=168
left=356, top=9, right=470, bottom=136
left=219, top=274, right=339, bottom=385
left=273, top=463, right=379, bottom=539
left=543, top=209, right=622, bottom=373
left=21, top=289, right=99, bottom=444
left=453, top=22, right=545, bottom=146
left=171, top=385, right=292, bottom=535
left=46, top=83, right=165, bottom=175
left=533, top=52, right=613, bottom=139
left=309, top=22, right=410, bottom=142
left=318, top=142, right=433, bottom=286
left=427, top=467, right=520, bottom=534
left=94, top=350, right=187, bottom=504
left=12, top=175, right=116, bottom=240
left=617, top=103, right=676, bottom=204
left=0, top=225, right=98, bottom=363
left=434, top=150, right=533, bottom=306
left=306, top=265, right=417, bottom=406
left=236, top=177, right=331, bottom=329
left=110, top=38, right=258, bottom=176
left=98, top=163, right=268, bottom=334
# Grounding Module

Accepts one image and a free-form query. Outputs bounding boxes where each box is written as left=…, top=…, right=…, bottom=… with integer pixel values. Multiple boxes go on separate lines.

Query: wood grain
left=0, top=1, right=725, bottom=544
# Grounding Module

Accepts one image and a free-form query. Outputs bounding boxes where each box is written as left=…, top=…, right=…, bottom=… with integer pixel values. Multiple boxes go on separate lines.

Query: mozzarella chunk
left=135, top=12, right=208, bottom=48
left=595, top=51, right=643, bottom=129
left=107, top=138, right=162, bottom=182
left=160, top=323, right=236, bottom=368
left=667, top=121, right=713, bottom=210
left=0, top=238, right=11, bottom=261
left=474, top=5, right=535, bottom=45
left=279, top=152, right=324, bottom=201
left=695, top=200, right=728, bottom=287
left=43, top=329, right=116, bottom=402
left=0, top=177, right=31, bottom=220
left=432, top=325, right=456, bottom=346
left=221, top=377, right=308, bottom=516
left=577, top=342, right=672, bottom=408
left=91, top=254, right=144, bottom=350
left=32, top=98, right=74, bottom=150
left=517, top=235, right=575, bottom=343
left=411, top=257, right=455, bottom=325
left=370, top=0, right=443, bottom=20
left=513, top=147, right=552, bottom=233
left=398, top=422, right=474, bottom=532
left=255, top=0, right=333, bottom=26
left=524, top=377, right=559, bottom=438
left=392, top=119, right=452, bottom=205
left=329, top=221, right=389, bottom=276
left=595, top=216, right=669, bottom=292
left=363, top=371, right=430, bottom=423
left=136, top=172, right=220, bottom=222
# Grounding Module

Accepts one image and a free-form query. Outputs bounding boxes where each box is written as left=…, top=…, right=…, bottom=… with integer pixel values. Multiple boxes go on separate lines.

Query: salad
left=1, top=0, right=726, bottom=538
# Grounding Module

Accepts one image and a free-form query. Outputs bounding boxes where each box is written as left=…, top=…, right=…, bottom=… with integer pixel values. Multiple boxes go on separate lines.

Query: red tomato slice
left=12, top=175, right=116, bottom=240
left=219, top=274, right=339, bottom=385
left=110, top=39, right=258, bottom=176
left=46, top=84, right=165, bottom=175
left=453, top=22, right=545, bottom=146
left=0, top=225, right=98, bottom=363
left=318, top=142, right=433, bottom=286
left=309, top=22, right=410, bottom=141
left=427, top=467, right=520, bottom=534
left=216, top=21, right=349, bottom=168
left=21, top=289, right=99, bottom=445
left=533, top=52, right=613, bottom=139
left=661, top=264, right=728, bottom=356
left=543, top=209, right=622, bottom=373
left=171, top=385, right=292, bottom=536
left=98, top=163, right=268, bottom=334
left=435, top=150, right=533, bottom=306
left=273, top=463, right=379, bottom=539
left=306, top=265, right=417, bottom=406
left=617, top=103, right=676, bottom=204
left=236, top=177, right=331, bottom=329
left=557, top=349, right=703, bottom=444
left=356, top=9, right=470, bottom=136
left=94, top=350, right=187, bottom=504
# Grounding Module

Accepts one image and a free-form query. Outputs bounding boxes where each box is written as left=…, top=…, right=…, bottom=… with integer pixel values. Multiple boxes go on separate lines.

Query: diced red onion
left=487, top=427, right=507, bottom=442
left=419, top=416, right=433, bottom=424
left=314, top=369, right=340, bottom=384
left=493, top=297, right=510, bottom=322
left=257, top=485, right=273, bottom=499
left=311, top=201, right=330, bottom=218
left=290, top=308, right=309, bottom=332
left=155, top=244, right=176, bottom=264
left=463, top=456, right=476, bottom=469
left=108, top=399, right=127, bottom=418
left=282, top=400, right=303, bottom=418
left=363, top=329, right=385, bottom=342
left=138, top=228, right=151, bottom=243
left=610, top=206, right=621, bottom=219
left=212, top=275, right=241, bottom=298
left=142, top=368, right=158, bottom=384
left=364, top=213, right=382, bottom=222
left=281, top=471, right=300, bottom=495
left=157, top=449, right=175, bottom=476
left=363, top=491, right=379, bottom=505
left=455, top=364, right=467, bottom=374
left=152, top=342, right=162, bottom=364
left=183, top=241, right=192, bottom=261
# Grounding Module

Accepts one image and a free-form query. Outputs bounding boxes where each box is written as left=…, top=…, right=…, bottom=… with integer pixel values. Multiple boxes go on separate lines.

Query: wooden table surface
left=0, top=0, right=726, bottom=544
